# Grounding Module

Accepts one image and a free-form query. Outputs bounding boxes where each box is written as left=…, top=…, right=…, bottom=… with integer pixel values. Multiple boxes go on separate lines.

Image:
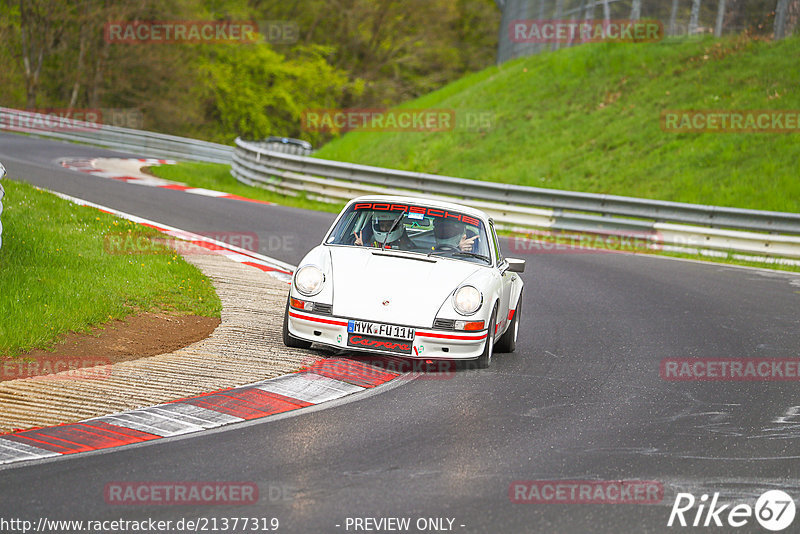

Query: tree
left=584, top=0, right=595, bottom=19
left=689, top=0, right=702, bottom=34
left=715, top=0, right=727, bottom=36
left=722, top=0, right=779, bottom=36
left=252, top=0, right=498, bottom=107
left=197, top=44, right=351, bottom=144
left=630, top=0, right=642, bottom=21
left=552, top=0, right=563, bottom=51
left=669, top=0, right=680, bottom=35
left=775, top=0, right=790, bottom=38
left=18, top=0, right=68, bottom=108
left=537, top=0, right=548, bottom=53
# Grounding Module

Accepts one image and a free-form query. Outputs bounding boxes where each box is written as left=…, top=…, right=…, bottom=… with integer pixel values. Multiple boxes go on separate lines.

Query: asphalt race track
left=1, top=132, right=799, bottom=533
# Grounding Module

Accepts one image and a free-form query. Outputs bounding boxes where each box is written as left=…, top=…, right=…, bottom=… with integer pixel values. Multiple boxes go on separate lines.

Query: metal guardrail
left=0, top=107, right=232, bottom=164
left=231, top=137, right=800, bottom=259
left=2, top=106, right=796, bottom=260
left=256, top=136, right=313, bottom=156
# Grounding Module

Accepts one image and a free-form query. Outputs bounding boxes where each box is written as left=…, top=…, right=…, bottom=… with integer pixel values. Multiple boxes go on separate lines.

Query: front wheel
left=283, top=298, right=312, bottom=349
left=474, top=307, right=497, bottom=369
left=496, top=291, right=522, bottom=353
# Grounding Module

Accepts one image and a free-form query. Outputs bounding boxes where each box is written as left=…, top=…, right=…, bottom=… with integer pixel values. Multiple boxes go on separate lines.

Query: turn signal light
left=290, top=298, right=313, bottom=311
left=455, top=320, right=484, bottom=331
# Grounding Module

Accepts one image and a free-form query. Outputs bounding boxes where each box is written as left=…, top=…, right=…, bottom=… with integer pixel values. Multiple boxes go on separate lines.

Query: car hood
left=329, top=247, right=481, bottom=326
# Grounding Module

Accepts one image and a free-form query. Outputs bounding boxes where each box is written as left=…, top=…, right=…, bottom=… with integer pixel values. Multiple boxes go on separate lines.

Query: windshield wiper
left=427, top=249, right=491, bottom=264
left=451, top=251, right=491, bottom=263
left=380, top=211, right=407, bottom=250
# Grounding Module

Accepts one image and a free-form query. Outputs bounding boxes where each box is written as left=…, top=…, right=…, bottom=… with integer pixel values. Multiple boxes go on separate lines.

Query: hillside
left=314, top=35, right=800, bottom=213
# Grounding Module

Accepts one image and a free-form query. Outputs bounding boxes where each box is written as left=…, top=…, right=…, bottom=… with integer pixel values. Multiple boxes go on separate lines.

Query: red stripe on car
left=416, top=331, right=488, bottom=341
left=288, top=312, right=348, bottom=327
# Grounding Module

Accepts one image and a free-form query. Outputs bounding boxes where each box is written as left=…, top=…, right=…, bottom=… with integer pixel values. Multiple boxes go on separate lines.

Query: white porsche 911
left=283, top=195, right=525, bottom=368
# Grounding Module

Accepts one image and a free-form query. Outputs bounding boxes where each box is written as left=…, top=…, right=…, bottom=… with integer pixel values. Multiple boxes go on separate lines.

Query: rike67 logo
left=668, top=490, right=796, bottom=531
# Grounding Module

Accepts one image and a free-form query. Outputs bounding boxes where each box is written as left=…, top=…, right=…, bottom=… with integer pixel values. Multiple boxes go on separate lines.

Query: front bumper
left=287, top=310, right=489, bottom=360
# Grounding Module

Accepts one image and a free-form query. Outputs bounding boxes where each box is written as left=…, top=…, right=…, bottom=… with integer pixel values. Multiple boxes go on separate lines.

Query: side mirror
left=506, top=258, right=525, bottom=273
left=0, top=162, right=6, bottom=180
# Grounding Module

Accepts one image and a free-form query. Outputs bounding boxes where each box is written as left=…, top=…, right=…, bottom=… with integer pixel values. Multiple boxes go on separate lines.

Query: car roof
left=347, top=195, right=491, bottom=222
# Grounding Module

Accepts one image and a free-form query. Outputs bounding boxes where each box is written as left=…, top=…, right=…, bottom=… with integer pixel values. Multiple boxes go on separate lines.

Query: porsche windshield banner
left=352, top=202, right=481, bottom=227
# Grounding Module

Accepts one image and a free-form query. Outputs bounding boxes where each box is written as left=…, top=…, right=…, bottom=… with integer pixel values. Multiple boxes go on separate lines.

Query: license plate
left=347, top=320, right=415, bottom=341
left=347, top=334, right=412, bottom=354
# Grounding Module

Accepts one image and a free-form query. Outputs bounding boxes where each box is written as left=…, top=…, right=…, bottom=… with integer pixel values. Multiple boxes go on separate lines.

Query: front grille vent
left=433, top=318, right=455, bottom=330
left=313, top=303, right=333, bottom=315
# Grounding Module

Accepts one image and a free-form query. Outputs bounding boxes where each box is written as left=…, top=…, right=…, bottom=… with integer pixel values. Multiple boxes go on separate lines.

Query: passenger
left=353, top=212, right=414, bottom=249
left=433, top=218, right=477, bottom=252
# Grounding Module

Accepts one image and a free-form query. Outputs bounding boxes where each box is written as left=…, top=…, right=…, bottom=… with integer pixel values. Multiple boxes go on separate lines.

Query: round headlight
left=295, top=265, right=325, bottom=296
left=453, top=285, right=482, bottom=315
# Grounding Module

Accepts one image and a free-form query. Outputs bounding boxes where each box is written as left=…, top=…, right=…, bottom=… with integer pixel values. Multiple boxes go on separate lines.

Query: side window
left=490, top=221, right=503, bottom=265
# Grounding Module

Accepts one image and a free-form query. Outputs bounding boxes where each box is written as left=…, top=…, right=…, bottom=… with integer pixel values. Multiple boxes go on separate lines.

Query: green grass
left=314, top=34, right=800, bottom=213
left=0, top=179, right=221, bottom=357
left=148, top=161, right=345, bottom=214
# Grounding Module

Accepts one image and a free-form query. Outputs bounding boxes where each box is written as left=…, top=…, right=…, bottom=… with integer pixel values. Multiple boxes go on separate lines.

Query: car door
left=490, top=221, right=513, bottom=335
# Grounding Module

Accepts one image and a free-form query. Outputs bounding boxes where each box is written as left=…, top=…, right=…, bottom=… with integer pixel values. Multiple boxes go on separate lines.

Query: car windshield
left=325, top=201, right=491, bottom=265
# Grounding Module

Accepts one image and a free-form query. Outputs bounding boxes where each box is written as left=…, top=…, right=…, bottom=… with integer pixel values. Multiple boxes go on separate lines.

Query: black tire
left=495, top=291, right=522, bottom=353
left=474, top=307, right=497, bottom=369
left=283, top=298, right=312, bottom=349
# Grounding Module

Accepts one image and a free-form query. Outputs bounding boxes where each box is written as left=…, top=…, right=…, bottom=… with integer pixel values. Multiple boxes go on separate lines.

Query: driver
left=353, top=212, right=414, bottom=249
left=433, top=218, right=477, bottom=252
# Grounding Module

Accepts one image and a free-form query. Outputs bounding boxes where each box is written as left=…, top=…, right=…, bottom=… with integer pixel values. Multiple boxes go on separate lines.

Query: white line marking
left=0, top=438, right=59, bottom=464
left=254, top=373, right=365, bottom=404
